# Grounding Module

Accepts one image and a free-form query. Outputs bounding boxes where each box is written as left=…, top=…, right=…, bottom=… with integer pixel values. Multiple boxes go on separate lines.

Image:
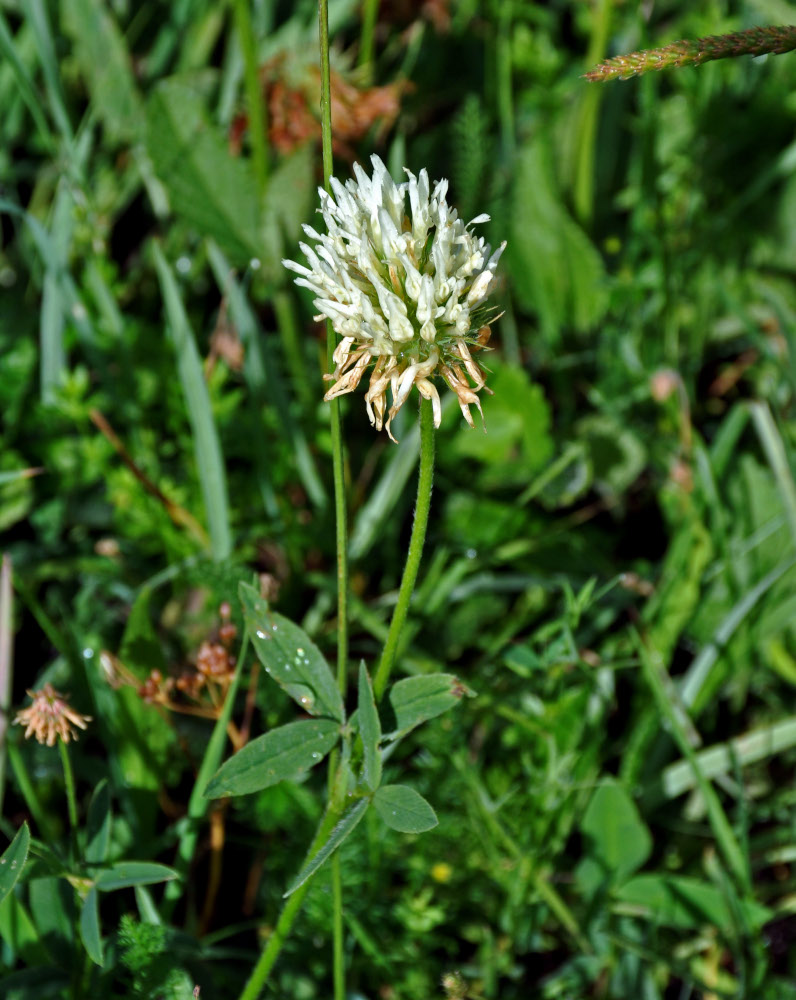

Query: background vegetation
left=2, top=0, right=796, bottom=997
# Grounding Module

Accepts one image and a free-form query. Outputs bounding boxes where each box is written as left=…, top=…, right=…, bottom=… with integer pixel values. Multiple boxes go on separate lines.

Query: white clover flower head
left=283, top=155, right=506, bottom=441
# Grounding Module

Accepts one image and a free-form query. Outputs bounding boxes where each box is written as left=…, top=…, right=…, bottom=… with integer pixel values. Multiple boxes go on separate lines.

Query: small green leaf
left=386, top=674, right=470, bottom=738
left=575, top=779, right=652, bottom=895
left=284, top=800, right=369, bottom=897
left=373, top=785, right=438, bottom=834
left=84, top=780, right=111, bottom=865
left=0, top=824, right=30, bottom=905
left=79, top=887, right=103, bottom=965
left=95, top=862, right=178, bottom=892
left=358, top=662, right=381, bottom=792
left=204, top=719, right=340, bottom=798
left=239, top=582, right=344, bottom=722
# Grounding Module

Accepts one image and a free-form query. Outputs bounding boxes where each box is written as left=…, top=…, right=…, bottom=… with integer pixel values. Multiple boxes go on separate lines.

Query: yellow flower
left=283, top=156, right=505, bottom=441
left=14, top=683, right=92, bottom=746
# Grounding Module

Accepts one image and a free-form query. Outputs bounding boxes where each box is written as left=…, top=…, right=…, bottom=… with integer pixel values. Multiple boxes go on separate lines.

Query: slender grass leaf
left=206, top=242, right=278, bottom=519
left=95, top=862, right=178, bottom=892
left=0, top=824, right=30, bottom=905
left=681, top=556, right=796, bottom=713
left=0, top=11, right=54, bottom=148
left=385, top=673, right=470, bottom=738
left=635, top=634, right=751, bottom=891
left=79, top=887, right=103, bottom=965
left=61, top=0, right=142, bottom=141
left=205, top=719, right=340, bottom=798
left=358, top=662, right=381, bottom=792
left=84, top=780, right=111, bottom=865
left=207, top=242, right=326, bottom=514
left=660, top=715, right=796, bottom=800
left=153, top=242, right=232, bottom=561
left=239, top=582, right=343, bottom=721
left=284, top=799, right=369, bottom=897
left=146, top=80, right=262, bottom=265
left=23, top=0, right=74, bottom=144
left=616, top=874, right=772, bottom=933
left=0, top=199, right=94, bottom=343
left=373, top=785, right=438, bottom=834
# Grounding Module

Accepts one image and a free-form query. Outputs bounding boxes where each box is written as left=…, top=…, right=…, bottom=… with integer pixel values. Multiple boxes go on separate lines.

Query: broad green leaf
left=575, top=779, right=651, bottom=895
left=146, top=80, right=262, bottom=265
left=95, top=862, right=177, bottom=892
left=61, top=0, right=142, bottom=142
left=616, top=874, right=772, bottom=933
left=386, top=674, right=469, bottom=738
left=507, top=135, right=607, bottom=341
left=0, top=824, right=30, bottom=905
left=204, top=719, right=340, bottom=798
left=153, top=242, right=232, bottom=561
left=452, top=364, right=553, bottom=479
left=239, top=582, right=344, bottom=722
left=358, top=662, right=381, bottom=792
left=0, top=892, right=48, bottom=965
left=373, top=785, right=438, bottom=834
left=79, top=887, right=103, bottom=966
left=84, top=780, right=111, bottom=865
left=284, top=800, right=369, bottom=897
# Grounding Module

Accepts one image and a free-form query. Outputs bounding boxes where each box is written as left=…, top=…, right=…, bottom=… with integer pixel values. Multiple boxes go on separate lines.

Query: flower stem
left=237, top=799, right=345, bottom=1000
left=232, top=0, right=269, bottom=195
left=319, top=6, right=349, bottom=1000
left=374, top=396, right=435, bottom=701
left=59, top=739, right=78, bottom=860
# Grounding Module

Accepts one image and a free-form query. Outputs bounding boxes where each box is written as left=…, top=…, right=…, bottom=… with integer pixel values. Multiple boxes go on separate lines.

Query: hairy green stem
left=319, top=5, right=349, bottom=999
left=232, top=0, right=268, bottom=195
left=374, top=397, right=435, bottom=701
left=237, top=799, right=345, bottom=1000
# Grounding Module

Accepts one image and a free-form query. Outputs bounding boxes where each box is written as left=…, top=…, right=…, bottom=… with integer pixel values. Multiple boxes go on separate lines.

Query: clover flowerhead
left=14, top=683, right=92, bottom=746
left=283, top=155, right=506, bottom=441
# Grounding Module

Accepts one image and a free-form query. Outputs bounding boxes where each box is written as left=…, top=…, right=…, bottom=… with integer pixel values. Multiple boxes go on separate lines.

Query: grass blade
left=206, top=241, right=326, bottom=511
left=635, top=632, right=751, bottom=892
left=152, top=241, right=232, bottom=561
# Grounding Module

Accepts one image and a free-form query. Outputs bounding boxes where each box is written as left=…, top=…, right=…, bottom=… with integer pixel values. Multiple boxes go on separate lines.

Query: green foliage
left=118, top=914, right=194, bottom=999
left=240, top=581, right=344, bottom=721
left=4, top=0, right=796, bottom=997
left=205, top=719, right=341, bottom=797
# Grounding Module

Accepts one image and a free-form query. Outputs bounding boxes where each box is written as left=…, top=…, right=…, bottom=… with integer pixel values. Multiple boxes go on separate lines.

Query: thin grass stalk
left=232, top=0, right=269, bottom=194
left=59, top=739, right=78, bottom=861
left=359, top=0, right=380, bottom=81
left=374, top=396, right=435, bottom=701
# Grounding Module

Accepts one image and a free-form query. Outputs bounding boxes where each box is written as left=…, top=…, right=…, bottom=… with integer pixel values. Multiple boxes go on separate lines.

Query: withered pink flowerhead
left=283, top=155, right=505, bottom=441
left=14, top=683, right=92, bottom=746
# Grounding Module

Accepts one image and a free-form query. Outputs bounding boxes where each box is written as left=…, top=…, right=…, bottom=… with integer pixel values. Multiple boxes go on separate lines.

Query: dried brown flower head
left=14, top=683, right=92, bottom=746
